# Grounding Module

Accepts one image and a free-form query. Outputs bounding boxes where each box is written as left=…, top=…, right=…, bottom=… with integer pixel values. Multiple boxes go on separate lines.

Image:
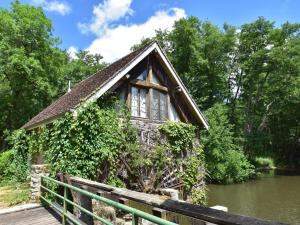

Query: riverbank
left=207, top=171, right=300, bottom=224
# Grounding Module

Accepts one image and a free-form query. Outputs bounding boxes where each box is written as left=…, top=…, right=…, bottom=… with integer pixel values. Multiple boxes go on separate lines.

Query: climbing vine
left=158, top=121, right=206, bottom=205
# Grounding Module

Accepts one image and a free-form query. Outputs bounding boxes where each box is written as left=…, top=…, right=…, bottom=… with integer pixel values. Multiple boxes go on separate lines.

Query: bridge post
left=30, top=164, right=49, bottom=201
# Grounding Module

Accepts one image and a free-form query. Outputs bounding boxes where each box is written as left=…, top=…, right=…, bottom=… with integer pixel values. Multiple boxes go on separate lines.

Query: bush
left=5, top=130, right=30, bottom=182
left=254, top=157, right=275, bottom=168
left=202, top=103, right=254, bottom=184
left=0, top=150, right=14, bottom=178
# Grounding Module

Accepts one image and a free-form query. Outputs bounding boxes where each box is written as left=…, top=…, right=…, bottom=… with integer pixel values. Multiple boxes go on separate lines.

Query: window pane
left=119, top=89, right=126, bottom=103
left=137, top=69, right=147, bottom=80
left=152, top=73, right=161, bottom=85
left=131, top=87, right=138, bottom=117
left=152, top=90, right=160, bottom=120
left=160, top=92, right=167, bottom=120
left=140, top=89, right=147, bottom=118
left=169, top=102, right=180, bottom=122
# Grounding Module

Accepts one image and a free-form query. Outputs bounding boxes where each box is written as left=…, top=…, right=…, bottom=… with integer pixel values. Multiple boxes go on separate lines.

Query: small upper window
left=137, top=69, right=147, bottom=80
left=151, top=73, right=162, bottom=85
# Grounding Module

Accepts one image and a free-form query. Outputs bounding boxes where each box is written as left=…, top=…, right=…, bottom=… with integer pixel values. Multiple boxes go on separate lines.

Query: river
left=207, top=171, right=300, bottom=225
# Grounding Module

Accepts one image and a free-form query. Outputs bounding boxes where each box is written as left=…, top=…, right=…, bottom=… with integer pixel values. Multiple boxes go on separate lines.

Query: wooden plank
left=0, top=207, right=61, bottom=225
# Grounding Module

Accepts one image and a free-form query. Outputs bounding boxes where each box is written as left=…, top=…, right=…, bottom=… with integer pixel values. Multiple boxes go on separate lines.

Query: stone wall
left=30, top=164, right=49, bottom=201
left=130, top=119, right=161, bottom=152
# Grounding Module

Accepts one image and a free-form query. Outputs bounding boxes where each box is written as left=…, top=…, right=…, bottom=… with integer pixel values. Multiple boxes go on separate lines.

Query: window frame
left=130, top=86, right=149, bottom=118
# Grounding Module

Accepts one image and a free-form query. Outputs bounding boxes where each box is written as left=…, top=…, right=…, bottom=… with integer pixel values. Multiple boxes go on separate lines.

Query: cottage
left=24, top=41, right=208, bottom=193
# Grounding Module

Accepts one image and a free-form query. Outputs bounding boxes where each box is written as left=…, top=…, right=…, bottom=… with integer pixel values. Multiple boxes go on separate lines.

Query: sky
left=1, top=0, right=300, bottom=62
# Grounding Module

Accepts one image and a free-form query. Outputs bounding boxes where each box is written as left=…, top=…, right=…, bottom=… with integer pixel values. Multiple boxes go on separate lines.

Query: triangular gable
left=23, top=41, right=208, bottom=130
left=85, top=42, right=209, bottom=129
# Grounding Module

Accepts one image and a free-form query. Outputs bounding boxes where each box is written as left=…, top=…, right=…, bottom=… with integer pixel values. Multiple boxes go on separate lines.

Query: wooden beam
left=130, top=79, right=168, bottom=92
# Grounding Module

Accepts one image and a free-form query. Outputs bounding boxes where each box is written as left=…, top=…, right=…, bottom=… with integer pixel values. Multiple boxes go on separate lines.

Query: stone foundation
left=30, top=164, right=49, bottom=201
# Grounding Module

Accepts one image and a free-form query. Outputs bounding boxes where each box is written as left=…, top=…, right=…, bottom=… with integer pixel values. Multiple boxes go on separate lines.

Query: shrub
left=202, top=103, right=254, bottom=184
left=5, top=130, right=30, bottom=182
left=0, top=150, right=14, bottom=178
left=254, top=157, right=275, bottom=168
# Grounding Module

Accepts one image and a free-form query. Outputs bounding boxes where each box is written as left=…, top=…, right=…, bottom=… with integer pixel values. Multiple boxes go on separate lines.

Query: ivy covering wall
left=6, top=97, right=206, bottom=204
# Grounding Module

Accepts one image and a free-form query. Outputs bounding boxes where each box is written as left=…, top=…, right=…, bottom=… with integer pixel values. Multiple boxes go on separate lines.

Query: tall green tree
left=231, top=18, right=300, bottom=163
left=0, top=1, right=106, bottom=149
left=0, top=1, right=66, bottom=141
left=170, top=17, right=237, bottom=109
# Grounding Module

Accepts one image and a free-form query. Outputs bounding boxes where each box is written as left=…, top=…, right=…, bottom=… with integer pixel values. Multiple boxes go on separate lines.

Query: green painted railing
left=41, top=175, right=177, bottom=225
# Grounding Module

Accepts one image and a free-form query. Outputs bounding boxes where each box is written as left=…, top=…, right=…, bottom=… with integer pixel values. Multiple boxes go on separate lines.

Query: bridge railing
left=40, top=175, right=177, bottom=225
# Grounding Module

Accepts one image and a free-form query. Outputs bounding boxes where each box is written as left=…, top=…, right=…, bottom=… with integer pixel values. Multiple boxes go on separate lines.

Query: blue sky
left=1, top=0, right=299, bottom=62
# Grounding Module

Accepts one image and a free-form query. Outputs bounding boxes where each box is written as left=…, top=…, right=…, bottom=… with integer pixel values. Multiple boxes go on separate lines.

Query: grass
left=254, top=157, right=275, bottom=169
left=0, top=181, right=30, bottom=208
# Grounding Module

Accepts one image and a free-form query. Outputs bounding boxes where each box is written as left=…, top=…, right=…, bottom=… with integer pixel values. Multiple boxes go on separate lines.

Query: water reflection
left=207, top=172, right=300, bottom=224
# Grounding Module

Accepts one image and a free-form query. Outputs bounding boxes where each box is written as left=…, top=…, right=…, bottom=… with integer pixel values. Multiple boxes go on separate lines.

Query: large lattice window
left=128, top=63, right=181, bottom=122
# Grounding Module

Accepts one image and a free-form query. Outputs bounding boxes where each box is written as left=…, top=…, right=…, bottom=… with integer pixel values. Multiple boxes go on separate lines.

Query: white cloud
left=85, top=8, right=186, bottom=62
left=78, top=0, right=134, bottom=35
left=67, top=46, right=78, bottom=60
left=32, top=0, right=71, bottom=15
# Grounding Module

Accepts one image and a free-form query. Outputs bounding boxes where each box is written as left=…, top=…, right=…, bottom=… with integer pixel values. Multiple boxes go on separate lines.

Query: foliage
left=132, top=16, right=300, bottom=169
left=254, top=157, right=275, bottom=169
left=0, top=150, right=14, bottom=178
left=44, top=100, right=129, bottom=184
left=0, top=1, right=65, bottom=134
left=60, top=50, right=106, bottom=95
left=0, top=1, right=105, bottom=149
left=5, top=129, right=30, bottom=182
left=159, top=121, right=206, bottom=204
left=202, top=104, right=254, bottom=183
left=1, top=0, right=299, bottom=191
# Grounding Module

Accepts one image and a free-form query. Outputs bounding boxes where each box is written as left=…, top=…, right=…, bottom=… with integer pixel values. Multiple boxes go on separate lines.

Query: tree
left=0, top=1, right=106, bottom=149
left=230, top=18, right=300, bottom=163
left=202, top=103, right=254, bottom=183
left=0, top=1, right=66, bottom=147
left=60, top=50, right=106, bottom=95
left=169, top=18, right=236, bottom=110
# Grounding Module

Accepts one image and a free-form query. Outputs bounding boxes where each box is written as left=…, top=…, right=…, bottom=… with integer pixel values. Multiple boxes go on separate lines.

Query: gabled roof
left=23, top=41, right=209, bottom=130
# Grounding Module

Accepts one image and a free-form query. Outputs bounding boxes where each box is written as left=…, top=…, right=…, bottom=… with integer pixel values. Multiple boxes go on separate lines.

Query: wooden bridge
left=0, top=175, right=287, bottom=225
left=0, top=206, right=62, bottom=225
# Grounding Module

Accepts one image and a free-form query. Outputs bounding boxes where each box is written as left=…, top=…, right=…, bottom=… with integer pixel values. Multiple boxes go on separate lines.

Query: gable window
left=151, top=72, right=162, bottom=85
left=152, top=89, right=167, bottom=121
left=137, top=69, right=147, bottom=80
left=131, top=86, right=147, bottom=118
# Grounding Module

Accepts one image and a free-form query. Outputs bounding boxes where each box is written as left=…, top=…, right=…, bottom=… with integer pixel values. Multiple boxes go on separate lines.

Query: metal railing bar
left=41, top=185, right=113, bottom=225
left=42, top=175, right=178, bottom=225
left=40, top=195, right=82, bottom=225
